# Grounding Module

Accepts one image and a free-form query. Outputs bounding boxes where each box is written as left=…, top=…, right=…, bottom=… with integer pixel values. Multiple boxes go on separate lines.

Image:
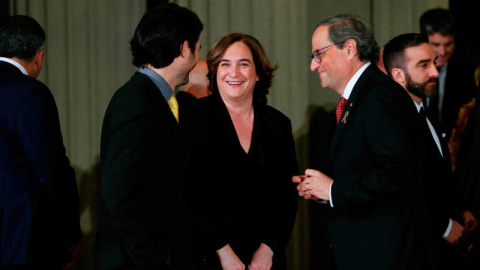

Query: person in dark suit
left=383, top=33, right=478, bottom=270
left=0, top=15, right=81, bottom=269
left=187, top=33, right=298, bottom=270
left=293, top=15, right=435, bottom=269
left=95, top=4, right=203, bottom=270
left=420, top=8, right=477, bottom=141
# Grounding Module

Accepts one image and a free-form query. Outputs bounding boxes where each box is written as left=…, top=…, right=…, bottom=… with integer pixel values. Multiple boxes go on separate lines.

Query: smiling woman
left=187, top=33, right=299, bottom=270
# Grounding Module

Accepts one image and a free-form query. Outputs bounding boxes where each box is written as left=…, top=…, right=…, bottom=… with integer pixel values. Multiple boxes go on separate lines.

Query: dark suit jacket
left=425, top=54, right=477, bottom=140
left=0, top=61, right=81, bottom=267
left=96, top=72, right=197, bottom=270
left=417, top=110, right=456, bottom=231
left=188, top=94, right=298, bottom=269
left=327, top=65, right=435, bottom=270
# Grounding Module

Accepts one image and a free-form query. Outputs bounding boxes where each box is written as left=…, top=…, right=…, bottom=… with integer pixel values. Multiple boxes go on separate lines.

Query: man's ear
left=391, top=68, right=406, bottom=86
left=180, top=40, right=190, bottom=59
left=34, top=49, right=44, bottom=70
left=343, top=39, right=357, bottom=60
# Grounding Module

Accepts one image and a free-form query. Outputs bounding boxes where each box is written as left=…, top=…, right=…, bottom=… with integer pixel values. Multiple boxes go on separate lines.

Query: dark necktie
left=336, top=97, right=347, bottom=125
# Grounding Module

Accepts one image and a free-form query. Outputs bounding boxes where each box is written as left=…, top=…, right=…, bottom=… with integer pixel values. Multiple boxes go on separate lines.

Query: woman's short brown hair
left=207, top=33, right=278, bottom=104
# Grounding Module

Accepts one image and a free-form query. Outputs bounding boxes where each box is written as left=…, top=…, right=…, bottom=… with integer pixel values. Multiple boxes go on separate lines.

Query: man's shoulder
left=447, top=55, right=477, bottom=79
left=107, top=72, right=157, bottom=108
left=0, top=72, right=52, bottom=102
left=357, top=66, right=406, bottom=101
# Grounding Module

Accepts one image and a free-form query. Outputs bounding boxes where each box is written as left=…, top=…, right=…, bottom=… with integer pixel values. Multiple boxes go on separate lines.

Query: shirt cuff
left=443, top=219, right=453, bottom=238
left=329, top=182, right=334, bottom=207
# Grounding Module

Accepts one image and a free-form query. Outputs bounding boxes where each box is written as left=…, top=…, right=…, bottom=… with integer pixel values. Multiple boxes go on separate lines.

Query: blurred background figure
left=178, top=59, right=211, bottom=102
left=420, top=8, right=477, bottom=141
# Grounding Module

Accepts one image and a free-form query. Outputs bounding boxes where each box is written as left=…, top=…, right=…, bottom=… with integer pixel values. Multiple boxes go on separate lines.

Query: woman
left=191, top=33, right=298, bottom=270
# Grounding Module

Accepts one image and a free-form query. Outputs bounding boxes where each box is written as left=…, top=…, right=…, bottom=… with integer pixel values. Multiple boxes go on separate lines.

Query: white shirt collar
left=413, top=100, right=424, bottom=113
left=0, top=57, right=28, bottom=75
left=342, top=62, right=371, bottom=100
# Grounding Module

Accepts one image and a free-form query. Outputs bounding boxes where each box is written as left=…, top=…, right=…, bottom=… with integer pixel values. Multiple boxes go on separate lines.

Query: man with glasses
left=293, top=15, right=431, bottom=269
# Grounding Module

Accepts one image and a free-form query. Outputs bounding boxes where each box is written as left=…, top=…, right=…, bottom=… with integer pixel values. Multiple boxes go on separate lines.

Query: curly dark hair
left=207, top=33, right=278, bottom=105
left=130, top=3, right=203, bottom=68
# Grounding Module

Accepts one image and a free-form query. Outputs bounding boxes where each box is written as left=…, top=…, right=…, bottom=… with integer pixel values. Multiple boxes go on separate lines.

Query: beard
left=178, top=57, right=198, bottom=87
left=405, top=71, right=438, bottom=100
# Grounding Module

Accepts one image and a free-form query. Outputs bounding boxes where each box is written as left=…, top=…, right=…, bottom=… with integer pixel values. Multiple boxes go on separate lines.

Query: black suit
left=417, top=107, right=466, bottom=270
left=327, top=65, right=434, bottom=269
left=0, top=61, right=81, bottom=268
left=188, top=94, right=298, bottom=269
left=96, top=72, right=197, bottom=270
left=424, top=54, right=477, bottom=140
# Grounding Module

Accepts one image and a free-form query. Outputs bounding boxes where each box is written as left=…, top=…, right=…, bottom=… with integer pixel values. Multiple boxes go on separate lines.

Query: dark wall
left=450, top=0, right=480, bottom=66
left=0, top=0, right=9, bottom=21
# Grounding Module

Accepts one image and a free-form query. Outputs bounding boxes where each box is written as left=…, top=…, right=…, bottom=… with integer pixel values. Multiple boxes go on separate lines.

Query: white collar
left=413, top=100, right=424, bottom=113
left=0, top=57, right=28, bottom=75
left=342, top=62, right=371, bottom=100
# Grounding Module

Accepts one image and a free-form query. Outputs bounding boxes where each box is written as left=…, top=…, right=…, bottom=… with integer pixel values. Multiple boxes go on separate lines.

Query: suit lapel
left=329, top=65, right=375, bottom=163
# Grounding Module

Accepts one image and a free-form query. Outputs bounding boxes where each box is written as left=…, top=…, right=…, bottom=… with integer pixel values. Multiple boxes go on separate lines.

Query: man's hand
left=248, top=243, right=273, bottom=270
left=217, top=244, right=245, bottom=270
left=292, top=175, right=319, bottom=200
left=444, top=220, right=464, bottom=245
left=463, top=210, right=478, bottom=235
left=294, top=169, right=333, bottom=201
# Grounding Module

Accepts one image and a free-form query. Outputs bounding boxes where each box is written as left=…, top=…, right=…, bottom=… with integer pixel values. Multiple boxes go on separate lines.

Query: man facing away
left=0, top=15, right=82, bottom=269
left=293, top=15, right=434, bottom=269
left=95, top=3, right=203, bottom=270
left=420, top=8, right=477, bottom=140
left=383, top=33, right=479, bottom=269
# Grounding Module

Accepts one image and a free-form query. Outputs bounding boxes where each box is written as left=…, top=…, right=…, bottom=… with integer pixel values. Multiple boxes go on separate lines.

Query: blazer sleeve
left=331, top=85, right=422, bottom=212
left=260, top=117, right=299, bottom=254
left=16, top=82, right=82, bottom=250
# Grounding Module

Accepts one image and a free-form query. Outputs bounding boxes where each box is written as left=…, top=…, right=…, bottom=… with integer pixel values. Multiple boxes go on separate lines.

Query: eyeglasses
left=310, top=42, right=343, bottom=63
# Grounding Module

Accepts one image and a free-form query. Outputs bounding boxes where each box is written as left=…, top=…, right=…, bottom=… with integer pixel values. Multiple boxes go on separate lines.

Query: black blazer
left=0, top=61, right=81, bottom=267
left=96, top=72, right=197, bottom=270
left=188, top=94, right=298, bottom=269
left=327, top=65, right=435, bottom=270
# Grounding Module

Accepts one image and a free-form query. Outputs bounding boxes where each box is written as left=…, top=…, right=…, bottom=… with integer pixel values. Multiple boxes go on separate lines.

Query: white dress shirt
left=0, top=57, right=28, bottom=75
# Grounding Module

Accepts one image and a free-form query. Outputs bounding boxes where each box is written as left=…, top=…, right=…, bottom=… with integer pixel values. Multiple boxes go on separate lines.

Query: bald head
left=182, top=59, right=210, bottom=98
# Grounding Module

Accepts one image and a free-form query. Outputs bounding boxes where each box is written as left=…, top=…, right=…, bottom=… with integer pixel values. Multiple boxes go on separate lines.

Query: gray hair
left=318, top=14, right=379, bottom=63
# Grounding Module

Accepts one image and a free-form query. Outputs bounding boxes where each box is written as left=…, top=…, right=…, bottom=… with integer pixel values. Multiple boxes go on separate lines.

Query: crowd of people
left=0, top=3, right=479, bottom=270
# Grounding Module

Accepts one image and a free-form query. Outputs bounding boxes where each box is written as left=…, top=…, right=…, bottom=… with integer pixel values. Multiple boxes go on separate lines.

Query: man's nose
left=310, top=58, right=319, bottom=72
left=437, top=46, right=445, bottom=56
left=430, top=65, right=439, bottom=78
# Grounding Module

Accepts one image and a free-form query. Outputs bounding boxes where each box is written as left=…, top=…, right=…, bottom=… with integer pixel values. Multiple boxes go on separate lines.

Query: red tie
left=336, top=97, right=347, bottom=125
